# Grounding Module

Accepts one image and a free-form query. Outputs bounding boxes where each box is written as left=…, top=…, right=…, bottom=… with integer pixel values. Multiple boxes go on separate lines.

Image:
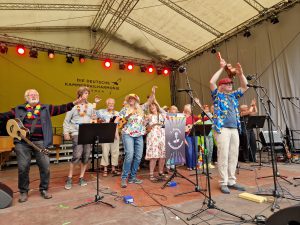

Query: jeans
left=121, top=134, right=143, bottom=180
left=14, top=141, right=50, bottom=193
left=185, top=135, right=198, bottom=169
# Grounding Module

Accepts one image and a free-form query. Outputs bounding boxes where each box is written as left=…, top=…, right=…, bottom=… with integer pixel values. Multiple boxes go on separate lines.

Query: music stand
left=246, top=116, right=267, bottom=168
left=74, top=123, right=117, bottom=209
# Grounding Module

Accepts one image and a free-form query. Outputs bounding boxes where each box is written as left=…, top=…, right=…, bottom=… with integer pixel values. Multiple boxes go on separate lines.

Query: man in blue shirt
left=210, top=53, right=248, bottom=194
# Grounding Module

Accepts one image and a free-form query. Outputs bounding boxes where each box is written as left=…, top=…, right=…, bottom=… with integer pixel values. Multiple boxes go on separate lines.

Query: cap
left=218, top=78, right=233, bottom=86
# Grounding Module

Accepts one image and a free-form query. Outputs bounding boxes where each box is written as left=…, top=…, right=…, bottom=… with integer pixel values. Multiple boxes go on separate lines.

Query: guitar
left=118, top=109, right=136, bottom=130
left=284, top=143, right=292, bottom=162
left=6, top=119, right=50, bottom=155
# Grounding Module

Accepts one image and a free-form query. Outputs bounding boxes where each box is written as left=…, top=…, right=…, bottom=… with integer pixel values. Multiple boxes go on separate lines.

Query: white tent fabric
left=174, top=4, right=300, bottom=147
left=0, top=0, right=285, bottom=61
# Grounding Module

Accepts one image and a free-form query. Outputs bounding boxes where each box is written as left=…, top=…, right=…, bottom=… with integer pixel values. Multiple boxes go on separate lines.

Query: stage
left=0, top=161, right=299, bottom=225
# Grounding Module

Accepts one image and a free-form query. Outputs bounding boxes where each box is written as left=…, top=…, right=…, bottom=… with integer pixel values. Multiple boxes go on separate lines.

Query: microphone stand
left=185, top=89, right=244, bottom=223
left=175, top=71, right=204, bottom=197
left=252, top=86, right=299, bottom=211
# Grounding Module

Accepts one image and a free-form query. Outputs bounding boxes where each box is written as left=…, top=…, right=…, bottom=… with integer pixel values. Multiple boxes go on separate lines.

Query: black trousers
left=239, top=129, right=257, bottom=162
left=14, top=141, right=50, bottom=193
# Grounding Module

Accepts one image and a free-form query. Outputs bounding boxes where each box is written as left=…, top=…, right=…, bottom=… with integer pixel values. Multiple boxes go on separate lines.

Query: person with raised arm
left=210, top=52, right=248, bottom=194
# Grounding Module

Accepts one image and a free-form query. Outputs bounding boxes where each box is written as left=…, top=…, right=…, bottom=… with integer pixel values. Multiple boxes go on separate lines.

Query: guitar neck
left=19, top=133, right=47, bottom=154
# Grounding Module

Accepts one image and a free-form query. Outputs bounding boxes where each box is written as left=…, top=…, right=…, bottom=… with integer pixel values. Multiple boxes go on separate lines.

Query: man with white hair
left=96, top=98, right=120, bottom=177
left=210, top=53, right=248, bottom=194
left=0, top=89, right=80, bottom=203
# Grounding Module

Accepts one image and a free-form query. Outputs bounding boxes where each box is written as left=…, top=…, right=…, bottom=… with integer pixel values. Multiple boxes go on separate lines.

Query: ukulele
left=118, top=109, right=137, bottom=130
left=6, top=118, right=50, bottom=155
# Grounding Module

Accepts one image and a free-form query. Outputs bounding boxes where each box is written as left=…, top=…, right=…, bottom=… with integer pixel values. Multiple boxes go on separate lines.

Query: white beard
left=28, top=99, right=39, bottom=105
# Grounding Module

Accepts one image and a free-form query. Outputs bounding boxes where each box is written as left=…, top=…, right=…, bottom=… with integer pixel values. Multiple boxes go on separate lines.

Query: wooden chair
left=0, top=136, right=14, bottom=170
left=52, top=135, right=62, bottom=163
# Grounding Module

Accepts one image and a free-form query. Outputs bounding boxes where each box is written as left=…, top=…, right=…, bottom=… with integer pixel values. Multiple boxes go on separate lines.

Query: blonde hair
left=123, top=102, right=144, bottom=116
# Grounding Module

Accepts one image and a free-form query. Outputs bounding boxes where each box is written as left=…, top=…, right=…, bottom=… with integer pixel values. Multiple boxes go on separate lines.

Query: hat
left=218, top=78, right=233, bottom=86
left=125, top=93, right=140, bottom=103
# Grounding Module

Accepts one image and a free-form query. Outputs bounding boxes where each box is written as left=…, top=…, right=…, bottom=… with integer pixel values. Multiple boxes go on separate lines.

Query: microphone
left=177, top=89, right=192, bottom=92
left=246, top=75, right=256, bottom=80
left=247, top=84, right=264, bottom=88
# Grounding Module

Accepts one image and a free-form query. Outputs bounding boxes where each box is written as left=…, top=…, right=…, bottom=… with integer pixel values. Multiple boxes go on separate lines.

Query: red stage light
left=16, top=45, right=25, bottom=55
left=127, top=63, right=134, bottom=71
left=104, top=59, right=111, bottom=69
left=163, top=68, right=170, bottom=76
left=147, top=65, right=154, bottom=73
left=79, top=55, right=85, bottom=63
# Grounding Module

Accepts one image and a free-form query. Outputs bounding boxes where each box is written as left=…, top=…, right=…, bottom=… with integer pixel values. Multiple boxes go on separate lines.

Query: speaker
left=259, top=130, right=282, bottom=146
left=0, top=182, right=13, bottom=209
left=266, top=205, right=300, bottom=225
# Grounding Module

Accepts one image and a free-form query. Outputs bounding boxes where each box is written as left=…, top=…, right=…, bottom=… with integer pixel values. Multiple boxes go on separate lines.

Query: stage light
left=140, top=65, right=146, bottom=72
left=163, top=68, right=170, bottom=76
left=119, top=62, right=125, bottom=70
left=66, top=53, right=74, bottom=64
left=29, top=47, right=38, bottom=58
left=178, top=66, right=186, bottom=73
left=79, top=54, right=85, bottom=63
left=243, top=29, right=251, bottom=38
left=16, top=45, right=25, bottom=55
left=270, top=15, right=279, bottom=24
left=147, top=65, right=154, bottom=74
left=48, top=49, right=55, bottom=59
left=127, top=63, right=134, bottom=71
left=211, top=47, right=216, bottom=54
left=104, top=59, right=112, bottom=69
left=0, top=43, right=8, bottom=54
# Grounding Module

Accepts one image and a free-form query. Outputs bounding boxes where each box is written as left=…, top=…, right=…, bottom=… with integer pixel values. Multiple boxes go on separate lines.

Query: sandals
left=149, top=175, right=160, bottom=183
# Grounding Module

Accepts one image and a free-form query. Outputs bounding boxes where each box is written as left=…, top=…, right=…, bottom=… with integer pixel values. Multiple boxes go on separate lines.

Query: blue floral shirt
left=211, top=88, right=243, bottom=133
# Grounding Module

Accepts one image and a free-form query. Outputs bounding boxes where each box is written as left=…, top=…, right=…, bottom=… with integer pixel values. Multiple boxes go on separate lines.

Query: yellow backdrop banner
left=0, top=48, right=171, bottom=129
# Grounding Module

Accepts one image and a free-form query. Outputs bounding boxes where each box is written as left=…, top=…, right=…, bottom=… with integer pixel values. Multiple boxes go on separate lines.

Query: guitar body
left=6, top=118, right=28, bottom=141
left=118, top=118, right=127, bottom=130
left=6, top=118, right=49, bottom=155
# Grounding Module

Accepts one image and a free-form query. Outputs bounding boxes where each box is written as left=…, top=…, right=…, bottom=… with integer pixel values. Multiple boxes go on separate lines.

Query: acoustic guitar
left=6, top=118, right=50, bottom=155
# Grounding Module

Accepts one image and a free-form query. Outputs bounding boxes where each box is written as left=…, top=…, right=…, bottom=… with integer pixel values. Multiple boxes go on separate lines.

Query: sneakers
left=220, top=185, right=230, bottom=194
left=79, top=178, right=88, bottom=187
left=128, top=178, right=143, bottom=184
left=19, top=192, right=28, bottom=203
left=228, top=183, right=246, bottom=191
left=121, top=179, right=127, bottom=188
left=65, top=177, right=72, bottom=190
left=40, top=190, right=52, bottom=199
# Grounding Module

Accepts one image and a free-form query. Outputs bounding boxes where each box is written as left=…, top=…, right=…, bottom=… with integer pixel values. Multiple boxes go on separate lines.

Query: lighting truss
left=91, top=0, right=140, bottom=55
left=179, top=0, right=299, bottom=63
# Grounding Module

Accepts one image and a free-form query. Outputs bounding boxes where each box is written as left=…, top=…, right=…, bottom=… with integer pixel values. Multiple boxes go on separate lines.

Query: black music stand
left=74, top=123, right=117, bottom=209
left=246, top=116, right=267, bottom=167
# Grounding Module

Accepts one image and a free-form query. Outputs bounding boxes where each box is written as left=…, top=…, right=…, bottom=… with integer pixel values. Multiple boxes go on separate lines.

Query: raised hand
left=217, top=52, right=227, bottom=69
left=235, top=63, right=244, bottom=77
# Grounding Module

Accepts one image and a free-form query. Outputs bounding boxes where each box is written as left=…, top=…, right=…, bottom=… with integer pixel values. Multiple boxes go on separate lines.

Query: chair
left=259, top=131, right=286, bottom=161
left=0, top=136, right=14, bottom=170
left=52, top=135, right=62, bottom=163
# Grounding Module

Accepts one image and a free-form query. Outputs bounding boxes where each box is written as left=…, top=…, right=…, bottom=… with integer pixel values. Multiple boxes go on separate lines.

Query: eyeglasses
left=223, top=83, right=233, bottom=86
left=27, top=94, right=39, bottom=97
